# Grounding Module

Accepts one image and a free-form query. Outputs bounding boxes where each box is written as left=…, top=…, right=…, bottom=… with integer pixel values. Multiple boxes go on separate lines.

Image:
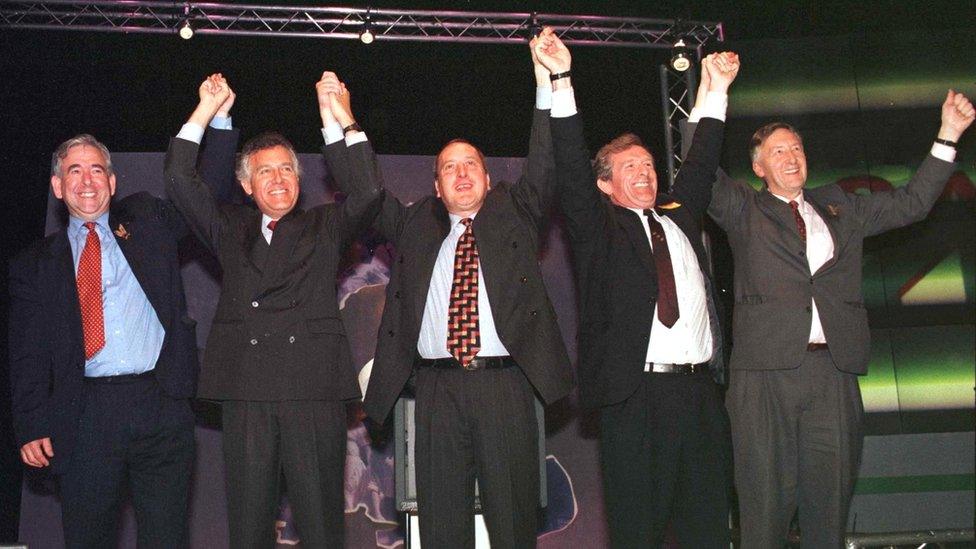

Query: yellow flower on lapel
left=826, top=204, right=840, bottom=217
left=114, top=223, right=130, bottom=240
left=657, top=200, right=682, bottom=210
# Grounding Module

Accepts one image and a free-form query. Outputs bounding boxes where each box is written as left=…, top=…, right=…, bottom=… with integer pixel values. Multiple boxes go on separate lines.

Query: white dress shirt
left=630, top=208, right=714, bottom=366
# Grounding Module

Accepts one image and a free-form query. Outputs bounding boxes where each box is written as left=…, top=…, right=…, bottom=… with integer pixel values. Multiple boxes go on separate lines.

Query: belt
left=806, top=343, right=829, bottom=352
left=645, top=362, right=709, bottom=375
left=84, top=370, right=155, bottom=384
left=416, top=356, right=516, bottom=371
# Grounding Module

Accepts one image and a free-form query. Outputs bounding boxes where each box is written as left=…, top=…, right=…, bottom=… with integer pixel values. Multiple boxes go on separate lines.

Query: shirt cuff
left=687, top=91, right=728, bottom=123
left=346, top=132, right=368, bottom=146
left=210, top=115, right=233, bottom=130
left=551, top=87, right=578, bottom=119
left=931, top=142, right=957, bottom=162
left=536, top=86, right=553, bottom=110
left=322, top=120, right=344, bottom=145
left=176, top=122, right=205, bottom=144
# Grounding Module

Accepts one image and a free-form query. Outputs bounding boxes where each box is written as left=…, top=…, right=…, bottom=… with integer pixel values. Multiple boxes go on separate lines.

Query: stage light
left=360, top=9, right=374, bottom=44
left=670, top=38, right=692, bottom=72
left=527, top=13, right=542, bottom=39
left=179, top=20, right=194, bottom=40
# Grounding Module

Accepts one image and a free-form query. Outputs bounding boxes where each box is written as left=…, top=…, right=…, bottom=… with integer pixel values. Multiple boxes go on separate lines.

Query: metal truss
left=0, top=1, right=722, bottom=178
left=0, top=1, right=722, bottom=49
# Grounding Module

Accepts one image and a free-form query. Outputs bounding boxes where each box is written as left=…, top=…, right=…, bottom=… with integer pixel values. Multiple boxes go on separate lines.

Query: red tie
left=447, top=218, right=481, bottom=368
left=77, top=222, right=105, bottom=359
left=789, top=200, right=807, bottom=242
left=644, top=211, right=679, bottom=328
left=267, top=219, right=278, bottom=231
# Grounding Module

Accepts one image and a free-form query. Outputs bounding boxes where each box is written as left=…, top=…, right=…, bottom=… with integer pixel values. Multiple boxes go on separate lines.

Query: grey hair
left=750, top=122, right=803, bottom=162
left=236, top=131, right=302, bottom=182
left=51, top=134, right=113, bottom=177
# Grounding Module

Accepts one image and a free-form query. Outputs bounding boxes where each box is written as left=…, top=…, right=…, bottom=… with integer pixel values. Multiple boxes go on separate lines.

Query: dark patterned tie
left=447, top=218, right=481, bottom=368
left=77, top=222, right=105, bottom=359
left=789, top=200, right=807, bottom=242
left=643, top=211, right=679, bottom=328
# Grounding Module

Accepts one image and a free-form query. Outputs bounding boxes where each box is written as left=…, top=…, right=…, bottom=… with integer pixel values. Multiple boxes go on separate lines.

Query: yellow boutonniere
left=114, top=223, right=130, bottom=240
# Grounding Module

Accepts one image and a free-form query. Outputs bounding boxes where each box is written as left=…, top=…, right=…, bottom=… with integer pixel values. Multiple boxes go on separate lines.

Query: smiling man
left=322, top=37, right=575, bottom=548
left=9, top=85, right=237, bottom=546
left=165, top=72, right=382, bottom=547
left=700, top=90, right=974, bottom=547
left=540, top=28, right=740, bottom=547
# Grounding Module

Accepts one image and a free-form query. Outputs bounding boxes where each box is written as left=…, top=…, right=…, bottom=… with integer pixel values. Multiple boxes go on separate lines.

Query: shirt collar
left=626, top=206, right=662, bottom=222
left=448, top=211, right=478, bottom=226
left=68, top=212, right=110, bottom=236
left=771, top=190, right=807, bottom=209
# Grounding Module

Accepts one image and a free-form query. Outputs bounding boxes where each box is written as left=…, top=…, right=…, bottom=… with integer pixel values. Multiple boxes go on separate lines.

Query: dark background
left=3, top=0, right=975, bottom=542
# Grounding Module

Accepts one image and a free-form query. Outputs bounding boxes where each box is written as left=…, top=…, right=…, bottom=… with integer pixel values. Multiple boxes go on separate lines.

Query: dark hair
left=236, top=131, right=302, bottom=182
left=592, top=133, right=652, bottom=181
left=750, top=122, right=803, bottom=162
left=434, top=138, right=488, bottom=178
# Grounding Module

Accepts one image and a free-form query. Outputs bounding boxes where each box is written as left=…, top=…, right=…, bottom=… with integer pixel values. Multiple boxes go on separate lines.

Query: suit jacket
left=552, top=114, right=727, bottom=410
left=163, top=131, right=383, bottom=402
left=324, top=109, right=575, bottom=424
left=697, top=122, right=957, bottom=374
left=8, top=193, right=202, bottom=473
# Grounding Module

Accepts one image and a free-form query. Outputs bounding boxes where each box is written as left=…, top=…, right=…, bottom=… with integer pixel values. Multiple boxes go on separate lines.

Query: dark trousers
left=59, top=377, right=195, bottom=549
left=414, top=365, right=540, bottom=549
left=600, top=371, right=731, bottom=549
left=222, top=400, right=347, bottom=549
left=728, top=348, right=864, bottom=549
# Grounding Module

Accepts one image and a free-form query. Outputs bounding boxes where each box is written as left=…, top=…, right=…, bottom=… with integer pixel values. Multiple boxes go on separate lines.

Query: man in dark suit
left=165, top=73, right=382, bottom=548
left=539, top=30, right=739, bottom=547
left=323, top=38, right=574, bottom=549
left=8, top=74, right=237, bottom=548
left=701, top=89, right=973, bottom=547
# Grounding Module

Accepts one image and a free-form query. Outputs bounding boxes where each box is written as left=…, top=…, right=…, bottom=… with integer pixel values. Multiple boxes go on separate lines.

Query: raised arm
left=669, top=52, right=738, bottom=217
left=853, top=89, right=973, bottom=236
left=315, top=71, right=386, bottom=243
left=164, top=74, right=232, bottom=256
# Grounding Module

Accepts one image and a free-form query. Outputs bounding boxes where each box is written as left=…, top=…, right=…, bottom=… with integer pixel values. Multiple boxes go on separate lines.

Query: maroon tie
left=267, top=219, right=278, bottom=232
left=644, top=211, right=679, bottom=328
left=77, top=222, right=105, bottom=359
left=789, top=200, right=807, bottom=242
left=447, top=218, right=481, bottom=368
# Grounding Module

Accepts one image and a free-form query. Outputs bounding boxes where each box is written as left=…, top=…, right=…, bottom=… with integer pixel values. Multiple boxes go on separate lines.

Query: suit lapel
left=758, top=189, right=806, bottom=245
left=615, top=206, right=656, bottom=278
left=258, top=208, right=304, bottom=291
left=241, top=209, right=266, bottom=275
left=48, top=230, right=85, bottom=354
left=109, top=209, right=172, bottom=328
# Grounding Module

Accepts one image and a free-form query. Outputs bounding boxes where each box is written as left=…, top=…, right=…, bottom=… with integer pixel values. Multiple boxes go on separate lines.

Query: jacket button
left=520, top=276, right=528, bottom=283
left=805, top=306, right=812, bottom=312
left=512, top=241, right=518, bottom=248
left=809, top=278, right=814, bottom=285
left=530, top=310, right=538, bottom=317
left=250, top=339, right=258, bottom=345
left=398, top=256, right=404, bottom=264
left=251, top=301, right=259, bottom=308
left=289, top=336, right=296, bottom=343
left=394, top=291, right=401, bottom=299
left=388, top=330, right=395, bottom=337
left=799, top=250, right=806, bottom=256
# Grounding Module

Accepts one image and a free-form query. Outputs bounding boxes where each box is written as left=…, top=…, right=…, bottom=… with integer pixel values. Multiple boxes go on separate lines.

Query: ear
left=239, top=178, right=254, bottom=196
left=596, top=178, right=613, bottom=197
left=50, top=175, right=64, bottom=200
left=433, top=178, right=441, bottom=198
left=485, top=172, right=491, bottom=190
left=108, top=173, right=117, bottom=197
left=752, top=161, right=765, bottom=179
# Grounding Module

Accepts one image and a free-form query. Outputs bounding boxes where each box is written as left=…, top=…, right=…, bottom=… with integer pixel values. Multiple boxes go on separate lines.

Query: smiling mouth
left=269, top=189, right=288, bottom=196
left=79, top=192, right=97, bottom=198
left=454, top=182, right=473, bottom=192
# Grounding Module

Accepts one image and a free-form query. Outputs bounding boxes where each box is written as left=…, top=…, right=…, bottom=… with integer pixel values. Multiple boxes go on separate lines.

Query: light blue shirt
left=68, top=213, right=164, bottom=377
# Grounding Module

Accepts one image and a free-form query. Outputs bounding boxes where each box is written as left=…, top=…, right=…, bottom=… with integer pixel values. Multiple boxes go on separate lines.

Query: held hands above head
left=532, top=27, right=572, bottom=90
left=938, top=90, right=975, bottom=142
left=21, top=436, right=53, bottom=468
left=188, top=72, right=233, bottom=127
left=316, top=71, right=355, bottom=129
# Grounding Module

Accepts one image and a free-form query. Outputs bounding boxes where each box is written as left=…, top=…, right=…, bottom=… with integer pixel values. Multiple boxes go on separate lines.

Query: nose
left=456, top=163, right=468, bottom=177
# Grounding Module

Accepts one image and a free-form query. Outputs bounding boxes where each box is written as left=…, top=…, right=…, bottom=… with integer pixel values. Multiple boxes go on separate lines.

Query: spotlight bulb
left=179, top=21, right=193, bottom=40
